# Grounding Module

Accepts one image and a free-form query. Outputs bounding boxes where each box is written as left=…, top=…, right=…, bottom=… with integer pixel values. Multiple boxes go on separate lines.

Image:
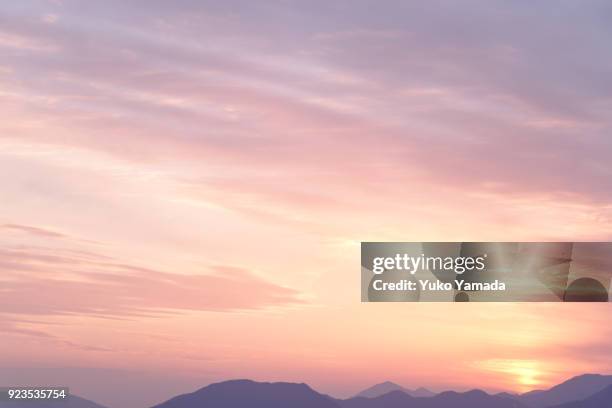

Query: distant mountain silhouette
left=340, top=390, right=418, bottom=408
left=151, top=379, right=340, bottom=408
left=550, top=384, right=612, bottom=408
left=497, top=391, right=520, bottom=399
left=355, top=381, right=435, bottom=398
left=426, top=390, right=526, bottom=408
left=155, top=379, right=526, bottom=408
left=0, top=395, right=107, bottom=408
left=518, top=374, right=612, bottom=407
left=150, top=375, right=612, bottom=408
left=412, top=387, right=435, bottom=398
left=340, top=389, right=526, bottom=408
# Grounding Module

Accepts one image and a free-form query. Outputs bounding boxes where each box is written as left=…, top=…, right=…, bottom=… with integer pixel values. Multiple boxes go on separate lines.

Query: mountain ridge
left=151, top=379, right=340, bottom=408
left=355, top=381, right=435, bottom=398
left=549, top=384, right=612, bottom=408
left=517, top=373, right=612, bottom=407
left=4, top=373, right=610, bottom=408
left=152, top=379, right=526, bottom=408
left=0, top=395, right=107, bottom=408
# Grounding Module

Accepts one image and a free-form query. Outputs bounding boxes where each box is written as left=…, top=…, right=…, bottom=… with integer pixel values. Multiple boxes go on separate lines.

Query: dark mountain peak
left=355, top=381, right=407, bottom=398
left=431, top=389, right=528, bottom=408
left=196, top=378, right=314, bottom=394
left=206, top=378, right=307, bottom=386
left=549, top=373, right=612, bottom=390
left=203, top=378, right=253, bottom=388
left=153, top=379, right=339, bottom=408
left=573, top=373, right=605, bottom=379
left=360, top=390, right=413, bottom=400
left=463, top=389, right=490, bottom=397
left=339, top=390, right=415, bottom=408
left=556, top=373, right=608, bottom=386
left=555, top=373, right=601, bottom=383
left=436, top=390, right=461, bottom=398
left=355, top=381, right=435, bottom=398
left=551, top=383, right=612, bottom=408
left=519, top=373, right=612, bottom=407
left=375, top=381, right=400, bottom=388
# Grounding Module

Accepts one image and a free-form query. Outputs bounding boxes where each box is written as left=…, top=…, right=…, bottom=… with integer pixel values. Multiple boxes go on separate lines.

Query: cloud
left=2, top=0, right=612, bottom=246
left=3, top=223, right=68, bottom=238
left=1, top=4, right=611, bottom=407
left=1, top=0, right=611, bottom=217
left=0, top=244, right=304, bottom=320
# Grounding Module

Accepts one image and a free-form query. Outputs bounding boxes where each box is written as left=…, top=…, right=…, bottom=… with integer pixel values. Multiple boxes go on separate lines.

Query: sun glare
left=478, top=359, right=543, bottom=392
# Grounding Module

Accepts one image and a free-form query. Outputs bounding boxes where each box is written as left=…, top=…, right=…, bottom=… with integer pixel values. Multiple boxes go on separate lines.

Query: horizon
left=1, top=1, right=611, bottom=408
left=153, top=372, right=612, bottom=398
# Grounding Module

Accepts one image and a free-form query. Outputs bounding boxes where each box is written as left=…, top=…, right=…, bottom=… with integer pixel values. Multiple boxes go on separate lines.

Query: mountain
left=518, top=374, right=612, bottom=407
left=411, top=387, right=436, bottom=397
left=152, top=379, right=524, bottom=408
left=150, top=375, right=612, bottom=408
left=0, top=395, right=107, bottom=408
left=430, top=390, right=526, bottom=407
left=355, top=381, right=435, bottom=398
left=497, top=391, right=520, bottom=399
left=340, top=390, right=417, bottom=408
left=549, top=384, right=612, bottom=407
left=151, top=379, right=341, bottom=408
left=340, top=389, right=526, bottom=408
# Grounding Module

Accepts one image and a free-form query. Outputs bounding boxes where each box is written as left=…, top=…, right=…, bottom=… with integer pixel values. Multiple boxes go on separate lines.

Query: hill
left=151, top=379, right=340, bottom=408
left=550, top=384, right=612, bottom=407
left=0, top=395, right=107, bottom=408
left=518, top=374, right=612, bottom=407
left=355, top=381, right=435, bottom=398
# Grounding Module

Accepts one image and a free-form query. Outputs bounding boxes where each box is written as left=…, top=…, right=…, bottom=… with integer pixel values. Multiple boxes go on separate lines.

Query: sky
left=1, top=1, right=612, bottom=407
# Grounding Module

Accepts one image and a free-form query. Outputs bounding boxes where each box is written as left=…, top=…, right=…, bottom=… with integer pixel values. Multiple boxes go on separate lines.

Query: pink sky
left=1, top=1, right=611, bottom=408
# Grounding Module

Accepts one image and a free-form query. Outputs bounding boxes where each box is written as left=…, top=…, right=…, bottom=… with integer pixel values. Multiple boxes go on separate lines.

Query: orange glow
left=0, top=3, right=611, bottom=408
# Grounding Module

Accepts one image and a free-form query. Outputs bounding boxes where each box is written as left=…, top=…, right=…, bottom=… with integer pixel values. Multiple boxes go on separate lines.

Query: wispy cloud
left=0, top=245, right=303, bottom=319
left=1, top=0, right=611, bottom=208
left=1, top=2, right=611, bottom=405
left=3, top=223, right=68, bottom=238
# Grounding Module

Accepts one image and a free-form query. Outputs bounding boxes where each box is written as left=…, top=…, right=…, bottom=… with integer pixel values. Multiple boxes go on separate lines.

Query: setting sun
left=1, top=1, right=611, bottom=408
left=478, top=359, right=544, bottom=391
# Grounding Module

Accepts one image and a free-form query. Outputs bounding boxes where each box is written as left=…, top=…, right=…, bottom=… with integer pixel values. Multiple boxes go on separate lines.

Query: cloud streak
left=1, top=0, right=611, bottom=210
left=0, top=244, right=303, bottom=320
left=1, top=2, right=611, bottom=406
left=3, top=223, right=68, bottom=238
